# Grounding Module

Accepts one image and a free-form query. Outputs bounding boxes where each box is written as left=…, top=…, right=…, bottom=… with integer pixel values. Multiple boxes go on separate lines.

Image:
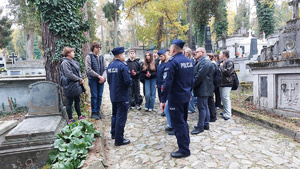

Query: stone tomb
left=248, top=15, right=300, bottom=117
left=0, top=81, right=67, bottom=169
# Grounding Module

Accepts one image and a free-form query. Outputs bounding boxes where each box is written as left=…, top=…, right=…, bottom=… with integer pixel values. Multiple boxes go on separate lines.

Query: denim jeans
left=196, top=96, right=210, bottom=128
left=88, top=79, right=104, bottom=113
left=220, top=87, right=232, bottom=118
left=188, top=90, right=195, bottom=112
left=145, top=78, right=156, bottom=109
left=164, top=101, right=172, bottom=128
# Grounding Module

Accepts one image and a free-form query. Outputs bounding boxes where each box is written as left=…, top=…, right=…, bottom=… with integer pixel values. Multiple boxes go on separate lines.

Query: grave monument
left=0, top=81, right=67, bottom=168
left=248, top=0, right=300, bottom=117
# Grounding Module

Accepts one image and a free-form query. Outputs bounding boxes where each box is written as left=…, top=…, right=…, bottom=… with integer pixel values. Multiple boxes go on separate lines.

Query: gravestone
left=289, top=0, right=300, bottom=19
left=205, top=26, right=213, bottom=53
left=249, top=38, right=258, bottom=60
left=27, top=81, right=61, bottom=117
left=248, top=12, right=300, bottom=117
left=0, top=81, right=67, bottom=169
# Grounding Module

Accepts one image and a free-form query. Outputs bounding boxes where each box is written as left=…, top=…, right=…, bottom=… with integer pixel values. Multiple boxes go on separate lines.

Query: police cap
left=171, top=39, right=185, bottom=49
left=157, top=50, right=166, bottom=56
left=112, top=47, right=124, bottom=56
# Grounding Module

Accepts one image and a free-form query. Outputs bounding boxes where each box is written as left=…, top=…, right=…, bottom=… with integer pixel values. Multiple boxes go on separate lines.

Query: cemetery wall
left=0, top=75, right=46, bottom=111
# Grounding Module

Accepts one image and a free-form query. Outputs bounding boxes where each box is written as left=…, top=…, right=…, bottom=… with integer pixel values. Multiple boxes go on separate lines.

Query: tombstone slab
left=0, top=121, right=18, bottom=136
left=27, top=81, right=61, bottom=117
left=0, top=81, right=67, bottom=169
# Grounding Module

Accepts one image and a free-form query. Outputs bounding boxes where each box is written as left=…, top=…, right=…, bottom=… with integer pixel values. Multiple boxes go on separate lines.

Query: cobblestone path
left=100, top=84, right=300, bottom=169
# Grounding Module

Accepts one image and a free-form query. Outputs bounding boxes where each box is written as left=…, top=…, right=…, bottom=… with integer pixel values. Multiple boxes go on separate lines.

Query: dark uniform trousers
left=111, top=101, right=129, bottom=144
left=129, top=78, right=140, bottom=106
left=169, top=101, right=190, bottom=155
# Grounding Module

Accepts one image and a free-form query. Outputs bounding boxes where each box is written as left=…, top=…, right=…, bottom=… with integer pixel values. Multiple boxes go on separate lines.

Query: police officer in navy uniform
left=107, top=47, right=132, bottom=146
left=160, top=39, right=194, bottom=158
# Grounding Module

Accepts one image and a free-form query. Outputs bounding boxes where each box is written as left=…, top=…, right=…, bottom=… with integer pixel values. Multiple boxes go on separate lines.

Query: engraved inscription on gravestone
left=278, top=75, right=300, bottom=111
left=28, top=81, right=60, bottom=115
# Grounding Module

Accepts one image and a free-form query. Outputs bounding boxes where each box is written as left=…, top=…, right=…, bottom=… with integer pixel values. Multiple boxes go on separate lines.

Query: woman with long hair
left=141, top=52, right=157, bottom=111
left=219, top=50, right=235, bottom=120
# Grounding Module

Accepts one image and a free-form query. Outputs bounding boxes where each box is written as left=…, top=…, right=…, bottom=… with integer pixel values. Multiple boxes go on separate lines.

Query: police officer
left=160, top=39, right=194, bottom=158
left=107, top=47, right=132, bottom=146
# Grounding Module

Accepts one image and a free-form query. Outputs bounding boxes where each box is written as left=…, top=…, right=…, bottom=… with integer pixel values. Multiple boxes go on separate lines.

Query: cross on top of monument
left=289, top=0, right=300, bottom=19
left=9, top=52, right=18, bottom=64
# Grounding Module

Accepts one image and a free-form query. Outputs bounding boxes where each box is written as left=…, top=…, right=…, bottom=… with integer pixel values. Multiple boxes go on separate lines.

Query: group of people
left=60, top=42, right=107, bottom=124
left=60, top=39, right=236, bottom=158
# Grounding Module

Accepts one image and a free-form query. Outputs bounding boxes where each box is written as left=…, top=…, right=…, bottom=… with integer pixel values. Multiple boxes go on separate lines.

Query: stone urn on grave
left=247, top=3, right=300, bottom=118
left=0, top=81, right=67, bottom=169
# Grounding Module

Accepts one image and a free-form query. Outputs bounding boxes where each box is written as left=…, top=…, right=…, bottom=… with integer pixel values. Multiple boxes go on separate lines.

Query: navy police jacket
left=107, top=59, right=132, bottom=102
left=161, top=53, right=194, bottom=103
left=156, top=61, right=167, bottom=88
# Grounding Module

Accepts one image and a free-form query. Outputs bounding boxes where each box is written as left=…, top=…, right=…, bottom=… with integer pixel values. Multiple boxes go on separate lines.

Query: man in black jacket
left=126, top=49, right=142, bottom=110
left=192, top=47, right=214, bottom=135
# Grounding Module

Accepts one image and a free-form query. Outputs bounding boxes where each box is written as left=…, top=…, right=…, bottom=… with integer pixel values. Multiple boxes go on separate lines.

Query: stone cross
left=286, top=83, right=296, bottom=104
left=289, top=0, right=300, bottom=19
left=9, top=53, right=17, bottom=64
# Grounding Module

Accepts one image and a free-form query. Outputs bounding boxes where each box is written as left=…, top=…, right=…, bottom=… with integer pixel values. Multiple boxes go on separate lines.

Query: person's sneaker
left=204, top=125, right=209, bottom=130
left=68, top=119, right=76, bottom=124
left=188, top=110, right=195, bottom=114
left=136, top=105, right=141, bottom=110
left=161, top=112, right=165, bottom=116
left=223, top=116, right=230, bottom=120
left=91, top=113, right=100, bottom=120
left=149, top=109, right=153, bottom=112
left=216, top=107, right=220, bottom=110
left=98, top=113, right=103, bottom=119
left=191, top=127, right=204, bottom=135
left=78, top=115, right=88, bottom=120
left=145, top=108, right=148, bottom=111
left=165, top=126, right=173, bottom=131
left=168, top=130, right=175, bottom=135
left=130, top=106, right=135, bottom=110
left=220, top=112, right=223, bottom=116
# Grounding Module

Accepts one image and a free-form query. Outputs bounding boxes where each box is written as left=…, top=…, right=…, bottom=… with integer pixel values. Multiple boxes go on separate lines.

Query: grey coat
left=193, top=55, right=214, bottom=97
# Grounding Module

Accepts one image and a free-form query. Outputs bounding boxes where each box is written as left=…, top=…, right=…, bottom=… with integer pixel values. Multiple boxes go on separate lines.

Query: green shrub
left=47, top=120, right=101, bottom=169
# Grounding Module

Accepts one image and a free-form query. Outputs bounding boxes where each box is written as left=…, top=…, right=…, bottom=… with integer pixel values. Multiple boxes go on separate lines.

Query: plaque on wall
left=277, top=75, right=300, bottom=111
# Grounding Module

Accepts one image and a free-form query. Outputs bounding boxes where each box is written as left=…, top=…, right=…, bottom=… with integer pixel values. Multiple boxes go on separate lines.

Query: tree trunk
left=100, top=12, right=105, bottom=54
left=81, top=2, right=90, bottom=60
left=26, top=31, right=34, bottom=60
left=133, top=27, right=137, bottom=47
left=187, top=0, right=192, bottom=48
left=82, top=2, right=90, bottom=58
left=42, top=21, right=60, bottom=83
left=108, top=25, right=112, bottom=51
left=157, top=17, right=164, bottom=50
left=113, top=0, right=118, bottom=47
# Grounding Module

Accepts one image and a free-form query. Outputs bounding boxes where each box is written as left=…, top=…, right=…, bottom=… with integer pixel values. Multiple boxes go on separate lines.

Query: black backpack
left=213, top=63, right=222, bottom=88
left=231, top=73, right=239, bottom=90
